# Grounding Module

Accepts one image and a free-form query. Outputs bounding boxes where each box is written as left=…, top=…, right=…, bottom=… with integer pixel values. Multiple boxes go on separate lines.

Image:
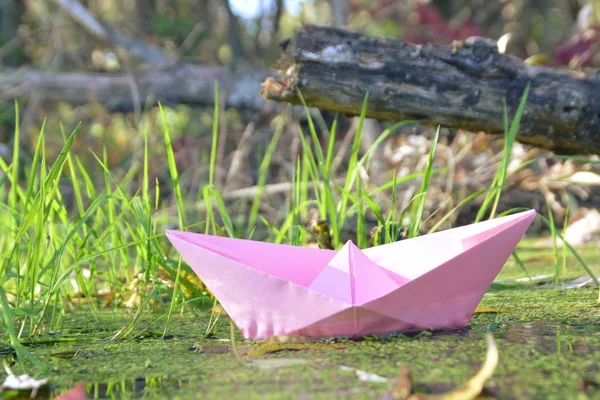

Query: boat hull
left=166, top=210, right=536, bottom=339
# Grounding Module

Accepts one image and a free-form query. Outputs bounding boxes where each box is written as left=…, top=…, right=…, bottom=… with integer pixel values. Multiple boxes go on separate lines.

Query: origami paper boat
left=166, top=209, right=536, bottom=339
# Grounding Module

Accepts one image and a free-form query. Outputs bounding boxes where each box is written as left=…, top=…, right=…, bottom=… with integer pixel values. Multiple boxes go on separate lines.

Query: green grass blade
left=362, top=189, right=385, bottom=225
left=408, top=126, right=440, bottom=238
left=338, top=94, right=369, bottom=232
left=427, top=186, right=508, bottom=234
left=561, top=204, right=570, bottom=290
left=9, top=102, right=20, bottom=210
left=61, top=123, right=85, bottom=216
left=369, top=169, right=446, bottom=195
left=211, top=189, right=235, bottom=237
left=24, top=120, right=46, bottom=206
left=0, top=285, right=43, bottom=368
left=246, top=115, right=284, bottom=235
left=536, top=215, right=598, bottom=285
left=546, top=200, right=560, bottom=286
left=209, top=83, right=220, bottom=187
left=477, top=85, right=529, bottom=221
left=324, top=115, right=338, bottom=175
left=160, top=103, right=185, bottom=229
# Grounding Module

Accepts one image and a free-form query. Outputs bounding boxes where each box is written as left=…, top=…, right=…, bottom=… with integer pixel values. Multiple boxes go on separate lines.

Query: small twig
left=222, top=181, right=323, bottom=200
left=53, top=0, right=108, bottom=40
left=125, top=73, right=142, bottom=127
left=52, top=0, right=171, bottom=65
left=177, top=21, right=207, bottom=57
left=224, top=122, right=255, bottom=188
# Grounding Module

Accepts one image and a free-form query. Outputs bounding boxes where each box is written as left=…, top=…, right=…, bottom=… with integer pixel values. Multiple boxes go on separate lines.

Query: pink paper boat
left=166, top=209, right=536, bottom=339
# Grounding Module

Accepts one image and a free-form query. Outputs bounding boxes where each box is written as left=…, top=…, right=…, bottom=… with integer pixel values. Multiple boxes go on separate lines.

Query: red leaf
left=406, top=5, right=484, bottom=44
left=554, top=29, right=599, bottom=67
left=52, top=383, right=87, bottom=400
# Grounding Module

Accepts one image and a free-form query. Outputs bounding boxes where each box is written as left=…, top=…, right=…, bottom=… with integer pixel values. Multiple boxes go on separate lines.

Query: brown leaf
left=246, top=342, right=313, bottom=357
left=390, top=365, right=412, bottom=400
left=411, top=334, right=498, bottom=400
left=246, top=335, right=345, bottom=357
left=389, top=334, right=499, bottom=400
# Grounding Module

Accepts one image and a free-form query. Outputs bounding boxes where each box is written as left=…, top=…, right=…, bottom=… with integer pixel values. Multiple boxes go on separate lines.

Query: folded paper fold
left=308, top=240, right=407, bottom=305
left=166, top=209, right=536, bottom=339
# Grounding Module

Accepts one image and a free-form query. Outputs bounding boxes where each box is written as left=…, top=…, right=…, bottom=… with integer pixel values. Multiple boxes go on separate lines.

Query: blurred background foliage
left=1, top=0, right=600, bottom=225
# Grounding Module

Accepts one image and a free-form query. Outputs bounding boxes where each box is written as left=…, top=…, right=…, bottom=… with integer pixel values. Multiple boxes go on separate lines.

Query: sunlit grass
left=1, top=88, right=599, bottom=370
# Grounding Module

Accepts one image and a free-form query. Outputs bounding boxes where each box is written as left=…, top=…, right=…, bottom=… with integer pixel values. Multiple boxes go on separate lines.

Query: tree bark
left=0, top=64, right=267, bottom=112
left=261, top=24, right=600, bottom=155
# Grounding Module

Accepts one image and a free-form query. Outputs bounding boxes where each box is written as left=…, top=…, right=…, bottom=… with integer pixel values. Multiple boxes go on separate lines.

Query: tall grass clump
left=476, top=86, right=529, bottom=222
left=294, top=92, right=439, bottom=248
left=0, top=103, right=212, bottom=357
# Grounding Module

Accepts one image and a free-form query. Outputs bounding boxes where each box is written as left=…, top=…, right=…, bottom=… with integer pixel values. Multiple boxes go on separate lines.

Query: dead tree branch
left=0, top=65, right=267, bottom=111
left=261, top=24, right=600, bottom=155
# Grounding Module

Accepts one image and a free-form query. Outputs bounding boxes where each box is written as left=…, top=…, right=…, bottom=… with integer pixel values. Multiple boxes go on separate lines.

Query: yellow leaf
left=473, top=307, right=505, bottom=314
left=247, top=342, right=314, bottom=357
left=524, top=54, right=551, bottom=66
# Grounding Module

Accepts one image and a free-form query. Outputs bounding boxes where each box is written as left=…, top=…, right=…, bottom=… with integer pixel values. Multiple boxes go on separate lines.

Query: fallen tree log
left=261, top=24, right=600, bottom=155
left=0, top=64, right=268, bottom=112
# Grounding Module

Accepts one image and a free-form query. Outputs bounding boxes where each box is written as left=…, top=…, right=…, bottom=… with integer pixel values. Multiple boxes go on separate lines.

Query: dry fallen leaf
left=473, top=307, right=505, bottom=314
left=390, top=334, right=499, bottom=400
left=246, top=335, right=345, bottom=357
left=0, top=374, right=48, bottom=397
left=390, top=365, right=412, bottom=400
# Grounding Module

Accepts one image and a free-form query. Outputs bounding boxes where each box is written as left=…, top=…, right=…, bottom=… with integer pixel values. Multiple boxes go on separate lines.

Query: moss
left=3, top=242, right=600, bottom=399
